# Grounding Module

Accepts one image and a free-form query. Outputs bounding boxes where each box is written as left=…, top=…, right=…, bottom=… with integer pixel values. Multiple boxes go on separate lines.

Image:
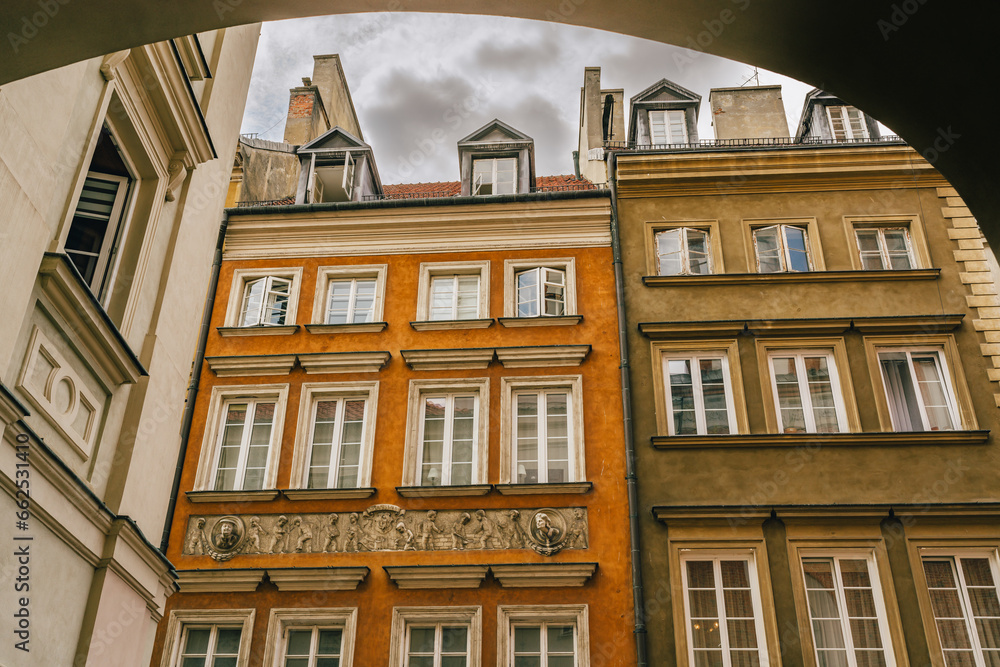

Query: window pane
left=286, top=629, right=312, bottom=656
left=408, top=627, right=435, bottom=654
left=216, top=628, right=242, bottom=654
left=784, top=227, right=811, bottom=272
left=754, top=227, right=782, bottom=273
left=656, top=229, right=682, bottom=275
left=771, top=357, right=806, bottom=431
left=441, top=626, right=468, bottom=653
left=687, top=229, right=711, bottom=275
left=517, top=269, right=540, bottom=317
left=318, top=630, right=342, bottom=655
left=514, top=626, right=541, bottom=653
left=184, top=628, right=211, bottom=655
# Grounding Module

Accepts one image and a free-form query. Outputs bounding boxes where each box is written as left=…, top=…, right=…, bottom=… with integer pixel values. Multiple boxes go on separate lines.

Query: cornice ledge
left=37, top=254, right=146, bottom=385
left=305, top=322, right=388, bottom=334
left=281, top=487, right=376, bottom=500
left=400, top=348, right=496, bottom=371
left=651, top=430, right=990, bottom=449
left=494, top=482, right=593, bottom=495
left=642, top=269, right=941, bottom=286
left=410, top=319, right=495, bottom=331
left=653, top=502, right=1000, bottom=523
left=639, top=314, right=965, bottom=338
left=384, top=565, right=489, bottom=589
left=175, top=569, right=265, bottom=592
left=217, top=325, right=300, bottom=337
left=495, top=345, right=591, bottom=368
left=490, top=562, right=597, bottom=588
left=395, top=485, right=492, bottom=498
left=498, top=315, right=583, bottom=327
left=185, top=490, right=280, bottom=503
left=144, top=42, right=215, bottom=165
left=267, top=566, right=369, bottom=591
left=297, top=351, right=391, bottom=374
left=205, top=355, right=297, bottom=377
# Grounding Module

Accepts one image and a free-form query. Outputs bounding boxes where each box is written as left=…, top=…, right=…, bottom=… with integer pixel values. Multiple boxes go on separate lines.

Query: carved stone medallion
left=206, top=515, right=245, bottom=561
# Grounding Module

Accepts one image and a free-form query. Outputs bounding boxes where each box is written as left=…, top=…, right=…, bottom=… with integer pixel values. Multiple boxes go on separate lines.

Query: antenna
left=740, top=66, right=760, bottom=87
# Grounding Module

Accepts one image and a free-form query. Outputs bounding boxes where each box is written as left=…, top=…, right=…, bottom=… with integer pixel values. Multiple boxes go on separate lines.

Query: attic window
left=307, top=151, right=356, bottom=203
left=649, top=110, right=688, bottom=145
left=473, top=157, right=517, bottom=195
left=826, top=106, right=868, bottom=141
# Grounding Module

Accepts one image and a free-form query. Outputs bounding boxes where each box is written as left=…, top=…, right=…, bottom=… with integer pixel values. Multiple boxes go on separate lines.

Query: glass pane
left=216, top=628, right=242, bottom=654
left=754, top=227, right=782, bottom=273
left=693, top=651, right=725, bottom=667
left=690, top=590, right=719, bottom=617
left=514, top=626, right=541, bottom=653
left=517, top=269, right=539, bottom=317
left=408, top=627, right=435, bottom=653
left=728, top=620, right=758, bottom=648
left=784, top=227, right=810, bottom=272
left=721, top=560, right=750, bottom=588
left=318, top=629, right=342, bottom=655
left=691, top=620, right=723, bottom=648
left=687, top=561, right=715, bottom=589
left=547, top=626, right=575, bottom=653
left=441, top=626, right=468, bottom=653
left=813, top=620, right=846, bottom=649
left=856, top=230, right=880, bottom=253
left=656, top=230, right=682, bottom=275
left=184, top=628, right=211, bottom=655
left=286, top=629, right=312, bottom=656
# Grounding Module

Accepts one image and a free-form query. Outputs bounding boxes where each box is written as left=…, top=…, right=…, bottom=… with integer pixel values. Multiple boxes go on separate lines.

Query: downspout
left=159, top=213, right=228, bottom=553
left=607, top=149, right=648, bottom=666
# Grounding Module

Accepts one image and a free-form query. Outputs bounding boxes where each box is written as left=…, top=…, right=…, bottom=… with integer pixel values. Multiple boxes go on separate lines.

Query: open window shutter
left=306, top=153, right=317, bottom=203
left=343, top=151, right=355, bottom=200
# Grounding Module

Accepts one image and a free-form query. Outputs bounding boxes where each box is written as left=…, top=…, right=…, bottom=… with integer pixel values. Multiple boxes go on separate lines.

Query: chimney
left=709, top=85, right=789, bottom=140
left=282, top=84, right=329, bottom=145
left=576, top=68, right=624, bottom=185
left=311, top=54, right=364, bottom=140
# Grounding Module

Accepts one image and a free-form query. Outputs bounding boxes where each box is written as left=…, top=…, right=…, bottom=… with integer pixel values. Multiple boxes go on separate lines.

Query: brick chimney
left=283, top=77, right=330, bottom=145
left=709, top=85, right=789, bottom=140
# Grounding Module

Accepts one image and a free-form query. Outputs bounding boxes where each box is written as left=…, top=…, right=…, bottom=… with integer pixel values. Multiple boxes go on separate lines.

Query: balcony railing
left=361, top=183, right=605, bottom=202
left=603, top=135, right=904, bottom=152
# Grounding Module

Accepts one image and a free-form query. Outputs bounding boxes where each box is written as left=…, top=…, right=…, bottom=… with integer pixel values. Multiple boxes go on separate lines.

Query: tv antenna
left=740, top=66, right=760, bottom=87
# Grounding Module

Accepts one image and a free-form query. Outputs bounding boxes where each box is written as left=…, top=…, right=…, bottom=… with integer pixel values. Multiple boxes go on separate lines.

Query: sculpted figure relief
left=417, top=510, right=443, bottom=550
left=186, top=517, right=208, bottom=555
left=323, top=513, right=340, bottom=553
left=344, top=513, right=359, bottom=552
left=270, top=515, right=290, bottom=554
left=245, top=516, right=266, bottom=554
left=451, top=512, right=471, bottom=550
left=294, top=517, right=313, bottom=553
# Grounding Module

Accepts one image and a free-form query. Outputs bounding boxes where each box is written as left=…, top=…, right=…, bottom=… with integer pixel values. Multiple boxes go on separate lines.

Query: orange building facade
left=149, top=189, right=637, bottom=666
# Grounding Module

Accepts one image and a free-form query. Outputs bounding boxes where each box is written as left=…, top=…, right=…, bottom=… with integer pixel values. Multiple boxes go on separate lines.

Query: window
left=291, top=382, right=379, bottom=491
left=877, top=349, right=958, bottom=431
left=403, top=379, right=488, bottom=487
left=212, top=399, right=277, bottom=491
left=754, top=225, right=811, bottom=273
left=311, top=265, right=387, bottom=327
left=680, top=555, right=768, bottom=667
left=500, top=376, right=585, bottom=485
left=261, top=608, right=357, bottom=667
left=472, top=157, right=517, bottom=195
left=827, top=106, right=869, bottom=142
left=768, top=351, right=848, bottom=433
left=240, top=276, right=291, bottom=326
left=177, top=625, right=243, bottom=667
left=662, top=353, right=737, bottom=435
left=801, top=555, right=895, bottom=667
left=389, top=607, right=481, bottom=667
left=161, top=609, right=254, bottom=667
left=855, top=228, right=915, bottom=270
left=415, top=262, right=490, bottom=324
left=649, top=109, right=688, bottom=144
left=282, top=627, right=343, bottom=667
left=516, top=268, right=566, bottom=317
left=655, top=228, right=711, bottom=276
left=418, top=393, right=478, bottom=486
left=921, top=554, right=1000, bottom=667
left=498, top=605, right=588, bottom=667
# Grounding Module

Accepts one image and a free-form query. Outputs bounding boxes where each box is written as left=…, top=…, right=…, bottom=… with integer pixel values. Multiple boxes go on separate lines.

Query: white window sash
left=326, top=278, right=376, bottom=324
left=753, top=225, right=811, bottom=273
left=509, top=622, right=577, bottom=666
left=404, top=623, right=470, bottom=666
left=516, top=267, right=566, bottom=317
left=212, top=399, right=275, bottom=491
left=856, top=227, right=914, bottom=270
left=430, top=274, right=480, bottom=320
left=241, top=276, right=291, bottom=326
left=66, top=170, right=132, bottom=295
left=827, top=106, right=869, bottom=141
left=768, top=351, right=846, bottom=433
left=514, top=389, right=573, bottom=484
left=180, top=625, right=242, bottom=663
left=343, top=151, right=355, bottom=199
left=307, top=398, right=367, bottom=489
left=656, top=227, right=711, bottom=275
left=416, top=393, right=479, bottom=486
left=877, top=348, right=959, bottom=431
left=662, top=354, right=737, bottom=436
left=282, top=625, right=343, bottom=665
left=922, top=552, right=1000, bottom=667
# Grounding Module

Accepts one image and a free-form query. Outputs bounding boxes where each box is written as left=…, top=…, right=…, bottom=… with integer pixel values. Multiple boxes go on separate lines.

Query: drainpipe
left=159, top=213, right=228, bottom=553
left=572, top=150, right=581, bottom=179
left=606, top=149, right=648, bottom=666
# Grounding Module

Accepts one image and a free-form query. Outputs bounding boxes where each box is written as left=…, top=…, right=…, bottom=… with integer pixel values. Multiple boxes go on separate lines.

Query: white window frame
left=799, top=550, right=897, bottom=667
left=160, top=609, right=255, bottom=667
left=766, top=350, right=849, bottom=434
left=240, top=276, right=293, bottom=327
left=499, top=376, right=585, bottom=485
left=827, top=106, right=869, bottom=141
left=224, top=267, right=303, bottom=327
left=497, top=605, right=590, bottom=667
left=649, top=109, right=689, bottom=145
left=875, top=347, right=961, bottom=432
left=194, top=384, right=288, bottom=492
left=654, top=227, right=713, bottom=276
left=503, top=258, right=577, bottom=318
left=679, top=551, right=769, bottom=667
left=311, top=264, right=388, bottom=325
left=472, top=156, right=518, bottom=196
left=661, top=352, right=738, bottom=436
left=289, top=382, right=379, bottom=490
left=919, top=549, right=1000, bottom=667
left=854, top=227, right=916, bottom=271
left=416, top=392, right=480, bottom=487
left=402, top=378, right=489, bottom=487
left=261, top=607, right=358, bottom=667
left=388, top=606, right=482, bottom=667
left=415, top=261, right=490, bottom=322
left=209, top=398, right=281, bottom=492
left=753, top=224, right=813, bottom=273
left=64, top=170, right=132, bottom=297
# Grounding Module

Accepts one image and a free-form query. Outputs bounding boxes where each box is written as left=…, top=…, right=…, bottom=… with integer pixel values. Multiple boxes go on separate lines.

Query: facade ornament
left=244, top=516, right=266, bottom=554
left=360, top=504, right=406, bottom=551
left=473, top=509, right=501, bottom=549
left=417, top=510, right=443, bottom=551
left=565, top=508, right=588, bottom=549
left=185, top=517, right=208, bottom=555
left=505, top=509, right=529, bottom=548
left=293, top=517, right=313, bottom=553
left=527, top=509, right=568, bottom=556
left=99, top=49, right=130, bottom=81
left=344, top=513, right=360, bottom=552
left=394, top=521, right=416, bottom=550
left=165, top=152, right=189, bottom=202
left=323, top=513, right=340, bottom=552
left=451, top=512, right=471, bottom=550
left=270, top=515, right=290, bottom=554
left=206, top=516, right=246, bottom=562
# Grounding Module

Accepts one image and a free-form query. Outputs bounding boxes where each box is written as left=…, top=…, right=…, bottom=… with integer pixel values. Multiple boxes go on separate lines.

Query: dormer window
left=307, top=151, right=355, bottom=203
left=472, top=157, right=517, bottom=195
left=649, top=110, right=688, bottom=145
left=826, top=106, right=868, bottom=141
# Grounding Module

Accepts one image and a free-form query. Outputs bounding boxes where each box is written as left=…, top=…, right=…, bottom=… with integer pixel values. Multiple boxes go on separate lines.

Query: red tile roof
left=382, top=175, right=598, bottom=199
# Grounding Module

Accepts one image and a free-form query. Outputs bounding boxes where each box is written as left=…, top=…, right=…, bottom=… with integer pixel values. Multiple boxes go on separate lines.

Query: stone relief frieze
left=183, top=505, right=588, bottom=561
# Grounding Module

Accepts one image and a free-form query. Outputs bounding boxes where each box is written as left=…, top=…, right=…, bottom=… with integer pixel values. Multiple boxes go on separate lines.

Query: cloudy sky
left=240, top=12, right=818, bottom=185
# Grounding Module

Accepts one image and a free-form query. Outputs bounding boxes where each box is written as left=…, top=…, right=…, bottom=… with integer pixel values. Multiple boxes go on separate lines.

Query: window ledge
left=396, top=485, right=492, bottom=498
left=297, top=351, right=391, bottom=374
left=641, top=269, right=941, bottom=286
left=205, top=354, right=297, bottom=377
left=384, top=565, right=489, bottom=589
left=266, top=566, right=370, bottom=591
left=651, top=431, right=990, bottom=449
left=498, top=315, right=583, bottom=327
left=491, top=563, right=598, bottom=588
left=175, top=569, right=265, bottom=592
left=280, top=487, right=376, bottom=500
left=639, top=314, right=965, bottom=338
left=495, top=345, right=591, bottom=368
left=495, top=482, right=593, bottom=495
left=410, top=319, right=494, bottom=331
left=217, top=325, right=300, bottom=337
left=185, top=490, right=281, bottom=503
left=305, top=322, right=388, bottom=334
left=400, top=348, right=496, bottom=371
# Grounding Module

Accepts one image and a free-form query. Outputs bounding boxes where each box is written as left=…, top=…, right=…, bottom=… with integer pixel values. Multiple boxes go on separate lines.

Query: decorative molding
left=651, top=431, right=990, bottom=449
left=494, top=482, right=594, bottom=495
left=296, top=351, right=391, bottom=374
left=495, top=345, right=591, bottom=368
left=491, top=562, right=597, bottom=587
left=222, top=198, right=613, bottom=260
left=642, top=269, right=942, bottom=286
left=217, top=325, right=299, bottom=337
left=640, top=315, right=965, bottom=338
left=400, top=348, right=495, bottom=371
left=159, top=609, right=255, bottom=667
left=281, top=487, right=376, bottom=500
left=498, top=315, right=583, bottom=327
left=389, top=606, right=482, bottom=667
left=205, top=355, right=296, bottom=377
left=305, top=322, right=387, bottom=334
left=99, top=49, right=131, bottom=80
left=172, top=35, right=210, bottom=80
left=653, top=503, right=1000, bottom=523
left=261, top=608, right=358, bottom=667
left=164, top=152, right=189, bottom=202
left=410, top=319, right=494, bottom=331
left=0, top=382, right=29, bottom=426
left=37, top=254, right=146, bottom=386
left=266, top=567, right=370, bottom=591
left=384, top=565, right=489, bottom=589
left=185, top=490, right=281, bottom=503
left=396, top=485, right=492, bottom=498
left=175, top=569, right=264, bottom=592
left=497, top=605, right=590, bottom=667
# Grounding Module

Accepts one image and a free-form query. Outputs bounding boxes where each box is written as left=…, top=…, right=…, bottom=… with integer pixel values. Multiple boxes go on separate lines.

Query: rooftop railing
left=361, top=182, right=605, bottom=201
left=602, top=135, right=904, bottom=151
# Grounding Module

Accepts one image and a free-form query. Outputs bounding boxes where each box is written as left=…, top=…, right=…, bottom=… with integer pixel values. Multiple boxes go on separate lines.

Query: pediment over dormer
left=298, top=126, right=369, bottom=152
left=631, top=78, right=702, bottom=106
left=795, top=88, right=882, bottom=143
left=295, top=126, right=382, bottom=203
left=458, top=119, right=534, bottom=146
left=457, top=119, right=535, bottom=196
left=628, top=77, right=702, bottom=145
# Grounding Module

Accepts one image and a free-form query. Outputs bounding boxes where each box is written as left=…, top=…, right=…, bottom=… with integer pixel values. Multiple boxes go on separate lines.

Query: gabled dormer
left=458, top=119, right=535, bottom=196
left=295, top=126, right=382, bottom=204
left=795, top=88, right=882, bottom=143
left=628, top=78, right=701, bottom=146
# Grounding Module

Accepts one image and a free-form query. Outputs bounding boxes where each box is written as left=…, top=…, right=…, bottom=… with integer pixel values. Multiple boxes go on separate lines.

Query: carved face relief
left=207, top=516, right=246, bottom=561
left=527, top=509, right=568, bottom=555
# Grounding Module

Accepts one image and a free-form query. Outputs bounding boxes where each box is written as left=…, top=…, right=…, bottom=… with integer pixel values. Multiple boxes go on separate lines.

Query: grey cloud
left=471, top=39, right=562, bottom=77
